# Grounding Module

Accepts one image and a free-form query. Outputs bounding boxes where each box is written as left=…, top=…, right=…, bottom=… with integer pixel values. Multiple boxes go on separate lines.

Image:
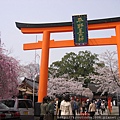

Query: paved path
left=33, top=107, right=119, bottom=120
left=111, top=106, right=119, bottom=115
left=95, top=106, right=119, bottom=115
left=78, top=106, right=119, bottom=115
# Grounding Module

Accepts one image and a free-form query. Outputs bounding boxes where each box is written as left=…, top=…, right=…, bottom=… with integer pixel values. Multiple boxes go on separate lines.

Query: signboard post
left=72, top=15, right=88, bottom=46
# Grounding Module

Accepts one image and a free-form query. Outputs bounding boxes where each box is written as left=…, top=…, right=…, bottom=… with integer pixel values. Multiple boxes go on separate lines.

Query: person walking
left=60, top=95, right=72, bottom=120
left=105, top=100, right=108, bottom=111
left=70, top=97, right=77, bottom=120
left=86, top=99, right=90, bottom=113
left=101, top=100, right=105, bottom=114
left=47, top=97, right=55, bottom=120
left=96, top=99, right=101, bottom=115
left=56, top=95, right=62, bottom=118
left=76, top=98, right=81, bottom=114
left=40, top=96, right=49, bottom=120
left=89, top=100, right=96, bottom=120
left=81, top=101, right=86, bottom=113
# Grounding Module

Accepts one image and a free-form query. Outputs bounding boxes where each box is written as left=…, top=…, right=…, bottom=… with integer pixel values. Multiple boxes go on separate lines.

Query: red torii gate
left=16, top=17, right=120, bottom=104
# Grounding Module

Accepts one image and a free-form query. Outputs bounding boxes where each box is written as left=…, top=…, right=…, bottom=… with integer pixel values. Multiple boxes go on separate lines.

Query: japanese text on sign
left=72, top=15, right=88, bottom=46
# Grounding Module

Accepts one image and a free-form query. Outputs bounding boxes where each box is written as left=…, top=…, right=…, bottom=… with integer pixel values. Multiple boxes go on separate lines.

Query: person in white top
left=89, top=100, right=96, bottom=119
left=101, top=100, right=105, bottom=114
left=60, top=95, right=72, bottom=120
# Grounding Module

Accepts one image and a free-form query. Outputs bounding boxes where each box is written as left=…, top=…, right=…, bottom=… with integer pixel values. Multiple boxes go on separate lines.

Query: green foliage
left=49, top=50, right=102, bottom=86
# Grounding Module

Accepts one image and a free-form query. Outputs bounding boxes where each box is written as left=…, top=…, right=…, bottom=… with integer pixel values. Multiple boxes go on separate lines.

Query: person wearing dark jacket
left=86, top=99, right=90, bottom=113
left=70, top=97, right=77, bottom=120
left=55, top=95, right=62, bottom=117
left=47, top=97, right=55, bottom=120
left=96, top=99, right=101, bottom=115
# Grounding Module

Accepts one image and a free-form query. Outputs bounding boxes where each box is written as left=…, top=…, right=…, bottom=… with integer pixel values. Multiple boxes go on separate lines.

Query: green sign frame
left=72, top=15, right=88, bottom=46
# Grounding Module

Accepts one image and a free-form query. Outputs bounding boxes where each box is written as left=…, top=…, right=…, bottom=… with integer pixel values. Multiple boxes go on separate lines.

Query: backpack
left=73, top=101, right=78, bottom=110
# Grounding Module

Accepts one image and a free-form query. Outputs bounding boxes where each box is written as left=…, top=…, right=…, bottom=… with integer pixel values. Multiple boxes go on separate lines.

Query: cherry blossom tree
left=21, top=63, right=39, bottom=80
left=47, top=77, right=93, bottom=99
left=49, top=51, right=102, bottom=87
left=89, top=50, right=120, bottom=95
left=0, top=45, right=20, bottom=99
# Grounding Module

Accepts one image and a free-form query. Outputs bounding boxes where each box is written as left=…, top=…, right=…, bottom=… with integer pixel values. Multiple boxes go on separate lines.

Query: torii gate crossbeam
left=16, top=17, right=120, bottom=102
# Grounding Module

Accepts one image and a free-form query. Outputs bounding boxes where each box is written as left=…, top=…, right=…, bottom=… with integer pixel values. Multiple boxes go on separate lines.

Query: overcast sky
left=0, top=0, right=120, bottom=65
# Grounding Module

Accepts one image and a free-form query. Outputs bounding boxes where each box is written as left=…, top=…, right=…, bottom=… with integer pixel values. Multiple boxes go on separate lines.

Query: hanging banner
left=72, top=15, right=88, bottom=46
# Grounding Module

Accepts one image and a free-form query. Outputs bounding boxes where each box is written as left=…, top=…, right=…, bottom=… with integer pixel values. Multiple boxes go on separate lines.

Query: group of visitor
left=39, top=95, right=108, bottom=120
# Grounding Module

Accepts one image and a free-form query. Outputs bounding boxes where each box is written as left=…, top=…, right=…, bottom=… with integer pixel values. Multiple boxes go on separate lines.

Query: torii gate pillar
left=38, top=31, right=50, bottom=102
left=116, top=25, right=120, bottom=73
left=16, top=17, right=120, bottom=102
